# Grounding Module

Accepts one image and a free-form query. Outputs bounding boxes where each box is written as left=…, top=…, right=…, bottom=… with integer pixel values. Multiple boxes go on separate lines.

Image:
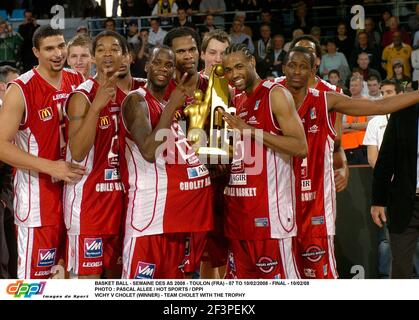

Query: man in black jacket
left=371, top=104, right=419, bottom=278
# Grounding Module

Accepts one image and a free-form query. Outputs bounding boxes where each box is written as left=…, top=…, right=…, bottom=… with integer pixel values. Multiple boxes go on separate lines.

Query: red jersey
left=11, top=67, right=83, bottom=227
left=294, top=89, right=336, bottom=237
left=63, top=78, right=125, bottom=235
left=120, top=87, right=213, bottom=237
left=274, top=76, right=343, bottom=125
left=224, top=80, right=297, bottom=240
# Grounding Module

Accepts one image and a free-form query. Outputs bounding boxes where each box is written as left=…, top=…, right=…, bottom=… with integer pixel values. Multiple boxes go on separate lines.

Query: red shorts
left=17, top=224, right=66, bottom=279
left=201, top=232, right=228, bottom=268
left=225, top=238, right=300, bottom=279
left=183, top=232, right=208, bottom=274
left=66, top=234, right=122, bottom=277
left=122, top=233, right=187, bottom=279
left=294, top=236, right=338, bottom=279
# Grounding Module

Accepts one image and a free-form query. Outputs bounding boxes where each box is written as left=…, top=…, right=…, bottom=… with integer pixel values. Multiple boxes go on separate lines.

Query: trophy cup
left=184, top=65, right=236, bottom=160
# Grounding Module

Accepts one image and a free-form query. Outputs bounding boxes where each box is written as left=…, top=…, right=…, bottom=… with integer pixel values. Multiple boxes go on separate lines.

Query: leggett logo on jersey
left=84, top=238, right=103, bottom=258
left=38, top=107, right=53, bottom=121
left=37, top=248, right=56, bottom=267
left=135, top=262, right=156, bottom=279
left=6, top=280, right=46, bottom=298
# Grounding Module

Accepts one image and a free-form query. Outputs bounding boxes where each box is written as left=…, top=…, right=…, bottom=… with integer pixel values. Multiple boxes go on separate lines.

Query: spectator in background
left=350, top=31, right=381, bottom=71
left=257, top=9, right=280, bottom=40
left=260, top=34, right=286, bottom=78
left=411, top=41, right=419, bottom=84
left=130, top=28, right=150, bottom=78
left=254, top=24, right=271, bottom=61
left=121, top=0, right=142, bottom=17
left=328, top=69, right=348, bottom=94
left=391, top=60, right=412, bottom=90
left=292, top=1, right=312, bottom=34
left=177, top=0, right=201, bottom=15
left=0, top=65, right=19, bottom=279
left=351, top=67, right=369, bottom=97
left=230, top=12, right=252, bottom=38
left=174, top=7, right=196, bottom=29
left=18, top=10, right=39, bottom=73
left=152, top=0, right=178, bottom=27
left=335, top=22, right=352, bottom=59
left=76, top=26, right=89, bottom=35
left=378, top=9, right=392, bottom=34
left=408, top=3, right=419, bottom=33
left=382, top=32, right=412, bottom=79
left=366, top=74, right=382, bottom=100
left=201, top=14, right=216, bottom=34
left=148, top=18, right=168, bottom=48
left=230, top=17, right=254, bottom=54
left=356, top=52, right=382, bottom=82
left=67, top=34, right=93, bottom=80
left=0, top=18, right=23, bottom=69
left=319, top=39, right=350, bottom=83
left=126, top=20, right=141, bottom=46
left=143, top=0, right=157, bottom=16
left=104, top=17, right=116, bottom=31
left=200, top=0, right=226, bottom=27
left=342, top=75, right=369, bottom=165
left=381, top=16, right=411, bottom=48
left=361, top=18, right=381, bottom=49
left=284, top=28, right=303, bottom=53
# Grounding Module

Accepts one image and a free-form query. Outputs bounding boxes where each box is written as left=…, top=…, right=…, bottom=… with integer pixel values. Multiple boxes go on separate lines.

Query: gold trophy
left=184, top=65, right=236, bottom=159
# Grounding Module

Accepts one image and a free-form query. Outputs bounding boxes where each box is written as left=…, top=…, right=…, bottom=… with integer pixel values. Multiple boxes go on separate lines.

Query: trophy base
left=197, top=147, right=228, bottom=156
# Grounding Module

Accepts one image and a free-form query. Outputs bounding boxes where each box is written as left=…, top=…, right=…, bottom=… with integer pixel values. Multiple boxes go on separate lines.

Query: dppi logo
left=135, top=262, right=156, bottom=279
left=84, top=238, right=103, bottom=258
left=6, top=280, right=46, bottom=298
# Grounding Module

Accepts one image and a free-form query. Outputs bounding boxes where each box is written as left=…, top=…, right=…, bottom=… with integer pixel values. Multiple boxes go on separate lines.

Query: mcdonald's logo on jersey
left=38, top=107, right=53, bottom=121
left=99, top=116, right=111, bottom=129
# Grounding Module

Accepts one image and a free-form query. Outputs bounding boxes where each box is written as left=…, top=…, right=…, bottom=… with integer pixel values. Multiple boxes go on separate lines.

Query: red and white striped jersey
left=120, top=86, right=213, bottom=237
left=63, top=78, right=125, bottom=235
left=274, top=76, right=343, bottom=126
left=294, top=89, right=336, bottom=237
left=11, top=67, right=83, bottom=227
left=224, top=80, right=296, bottom=240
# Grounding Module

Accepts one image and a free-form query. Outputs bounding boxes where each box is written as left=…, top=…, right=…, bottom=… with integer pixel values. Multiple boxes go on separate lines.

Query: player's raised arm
left=328, top=90, right=419, bottom=116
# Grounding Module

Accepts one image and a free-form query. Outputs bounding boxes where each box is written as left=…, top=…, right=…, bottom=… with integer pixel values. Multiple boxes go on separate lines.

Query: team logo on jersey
left=37, top=248, right=56, bottom=267
left=304, top=268, right=316, bottom=278
left=301, top=245, right=326, bottom=263
left=104, top=168, right=120, bottom=181
left=99, top=116, right=111, bottom=129
left=301, top=179, right=311, bottom=191
left=38, top=107, right=53, bottom=121
left=311, top=216, right=325, bottom=225
left=308, top=124, right=319, bottom=134
left=135, top=261, right=156, bottom=279
left=84, top=238, right=103, bottom=258
left=310, top=107, right=317, bottom=119
left=187, top=165, right=209, bottom=179
left=254, top=100, right=260, bottom=111
left=254, top=218, right=269, bottom=227
left=256, top=256, right=278, bottom=274
left=229, top=173, right=247, bottom=185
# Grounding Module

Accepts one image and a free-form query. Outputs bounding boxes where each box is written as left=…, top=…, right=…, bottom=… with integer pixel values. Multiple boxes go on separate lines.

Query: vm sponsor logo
left=84, top=238, right=103, bottom=258
left=135, top=261, right=156, bottom=279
